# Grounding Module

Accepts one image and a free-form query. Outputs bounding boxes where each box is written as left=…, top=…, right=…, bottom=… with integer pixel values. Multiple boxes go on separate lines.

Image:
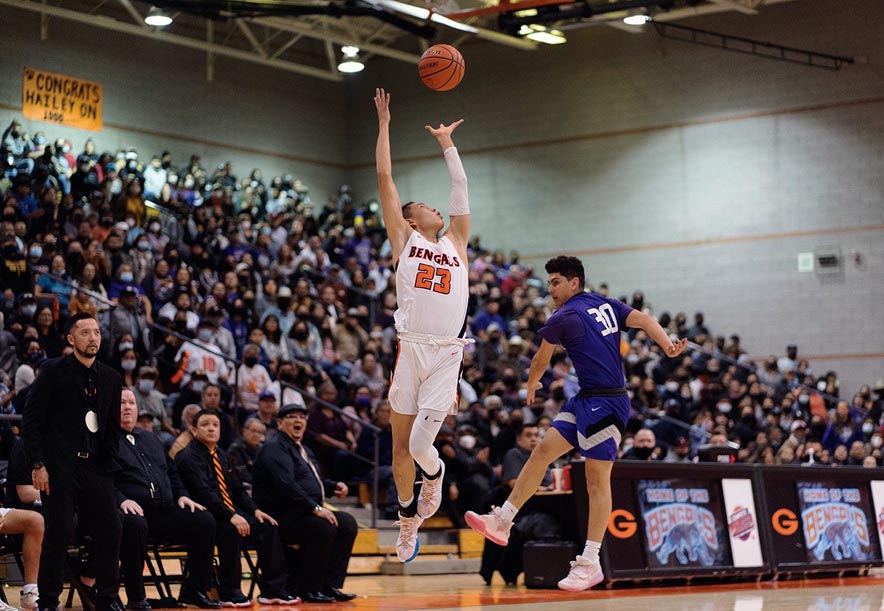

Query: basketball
left=418, top=44, right=465, bottom=92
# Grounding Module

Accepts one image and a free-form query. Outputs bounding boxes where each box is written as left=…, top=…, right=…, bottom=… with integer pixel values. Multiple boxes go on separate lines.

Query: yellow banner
left=21, top=67, right=103, bottom=132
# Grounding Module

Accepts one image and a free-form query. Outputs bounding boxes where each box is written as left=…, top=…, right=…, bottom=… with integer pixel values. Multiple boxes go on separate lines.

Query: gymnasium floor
left=10, top=574, right=882, bottom=610
left=336, top=574, right=884, bottom=610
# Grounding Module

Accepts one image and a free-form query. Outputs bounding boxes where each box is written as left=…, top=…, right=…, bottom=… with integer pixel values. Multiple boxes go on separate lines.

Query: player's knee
left=409, top=433, right=430, bottom=460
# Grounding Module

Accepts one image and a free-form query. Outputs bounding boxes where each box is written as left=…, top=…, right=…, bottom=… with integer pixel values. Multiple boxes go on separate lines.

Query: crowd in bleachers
left=2, top=118, right=883, bottom=534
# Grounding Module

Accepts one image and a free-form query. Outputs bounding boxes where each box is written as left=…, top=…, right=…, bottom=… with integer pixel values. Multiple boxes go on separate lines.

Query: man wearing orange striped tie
left=175, top=411, right=298, bottom=607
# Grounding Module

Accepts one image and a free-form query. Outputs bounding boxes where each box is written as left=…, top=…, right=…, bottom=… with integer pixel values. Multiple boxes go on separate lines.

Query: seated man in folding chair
left=175, top=410, right=297, bottom=607
left=114, top=388, right=218, bottom=610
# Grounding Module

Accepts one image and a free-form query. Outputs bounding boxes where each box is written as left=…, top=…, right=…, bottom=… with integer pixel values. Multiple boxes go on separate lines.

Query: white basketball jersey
left=394, top=231, right=468, bottom=338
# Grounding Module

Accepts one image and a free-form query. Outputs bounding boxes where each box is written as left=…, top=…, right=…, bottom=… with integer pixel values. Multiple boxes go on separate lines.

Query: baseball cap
left=121, top=286, right=138, bottom=296
left=258, top=390, right=277, bottom=401
left=277, top=286, right=292, bottom=298
left=278, top=403, right=308, bottom=418
left=486, top=322, right=502, bottom=333
left=791, top=420, right=807, bottom=433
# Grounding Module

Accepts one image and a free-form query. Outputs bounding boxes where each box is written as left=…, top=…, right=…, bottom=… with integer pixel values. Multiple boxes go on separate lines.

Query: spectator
left=255, top=391, right=279, bottom=438
left=228, top=417, right=267, bottom=489
left=131, top=366, right=175, bottom=445
left=622, top=428, right=662, bottom=461
left=237, top=344, right=271, bottom=414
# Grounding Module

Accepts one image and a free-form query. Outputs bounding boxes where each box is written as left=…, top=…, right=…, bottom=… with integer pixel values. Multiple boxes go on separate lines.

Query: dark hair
left=65, top=312, right=96, bottom=335
left=516, top=423, right=540, bottom=437
left=545, top=255, right=585, bottom=289
left=401, top=201, right=416, bottom=219
left=192, top=409, right=221, bottom=427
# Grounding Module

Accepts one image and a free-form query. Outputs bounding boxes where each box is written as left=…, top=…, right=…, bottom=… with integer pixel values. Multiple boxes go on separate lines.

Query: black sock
left=423, top=463, right=443, bottom=480
left=398, top=495, right=419, bottom=518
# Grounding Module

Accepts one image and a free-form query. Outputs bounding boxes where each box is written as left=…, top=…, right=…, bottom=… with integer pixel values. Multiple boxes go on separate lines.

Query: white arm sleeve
left=444, top=146, right=469, bottom=216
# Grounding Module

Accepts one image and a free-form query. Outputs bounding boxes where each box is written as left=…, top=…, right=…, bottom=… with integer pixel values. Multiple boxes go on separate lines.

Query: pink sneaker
left=417, top=460, right=445, bottom=519
left=464, top=507, right=512, bottom=546
left=557, top=556, right=604, bottom=591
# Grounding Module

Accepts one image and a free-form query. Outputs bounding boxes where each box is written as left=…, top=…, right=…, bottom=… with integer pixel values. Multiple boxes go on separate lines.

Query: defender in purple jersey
left=466, top=255, right=687, bottom=591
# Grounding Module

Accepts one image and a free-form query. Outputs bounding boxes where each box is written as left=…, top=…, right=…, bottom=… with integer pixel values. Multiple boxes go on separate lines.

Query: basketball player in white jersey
left=374, top=88, right=470, bottom=562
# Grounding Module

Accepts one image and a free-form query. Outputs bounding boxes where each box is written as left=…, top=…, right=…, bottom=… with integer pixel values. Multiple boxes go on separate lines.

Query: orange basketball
left=418, top=44, right=465, bottom=92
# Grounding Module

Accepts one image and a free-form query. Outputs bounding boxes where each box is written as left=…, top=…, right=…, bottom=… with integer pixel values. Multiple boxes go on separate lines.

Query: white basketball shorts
left=388, top=340, right=464, bottom=416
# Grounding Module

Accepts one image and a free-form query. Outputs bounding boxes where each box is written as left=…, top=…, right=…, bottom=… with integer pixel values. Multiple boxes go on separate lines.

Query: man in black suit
left=174, top=410, right=296, bottom=607
left=252, top=403, right=358, bottom=604
left=22, top=313, right=123, bottom=611
left=115, top=388, right=219, bottom=610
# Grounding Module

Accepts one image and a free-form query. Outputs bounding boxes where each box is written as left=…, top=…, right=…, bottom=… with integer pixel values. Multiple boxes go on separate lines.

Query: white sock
left=22, top=584, right=37, bottom=594
left=398, top=496, right=414, bottom=509
left=498, top=501, right=518, bottom=523
left=581, top=540, right=601, bottom=565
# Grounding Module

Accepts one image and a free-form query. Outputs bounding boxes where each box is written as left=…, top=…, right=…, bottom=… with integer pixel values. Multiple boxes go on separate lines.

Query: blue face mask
left=138, top=380, right=155, bottom=393
left=29, top=246, right=42, bottom=258
left=137, top=241, right=150, bottom=251
left=120, top=272, right=134, bottom=283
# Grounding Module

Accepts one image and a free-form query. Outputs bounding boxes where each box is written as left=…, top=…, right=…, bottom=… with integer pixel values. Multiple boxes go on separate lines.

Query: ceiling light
left=144, top=6, right=173, bottom=27
left=518, top=24, right=566, bottom=45
left=623, top=14, right=650, bottom=25
left=338, top=46, right=365, bottom=73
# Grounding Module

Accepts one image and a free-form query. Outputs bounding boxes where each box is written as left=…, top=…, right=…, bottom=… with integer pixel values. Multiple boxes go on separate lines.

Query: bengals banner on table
left=22, top=67, right=103, bottom=132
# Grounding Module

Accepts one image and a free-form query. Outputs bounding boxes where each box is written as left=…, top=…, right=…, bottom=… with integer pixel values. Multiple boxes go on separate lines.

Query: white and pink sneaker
left=557, top=556, right=604, bottom=591
left=464, top=507, right=512, bottom=546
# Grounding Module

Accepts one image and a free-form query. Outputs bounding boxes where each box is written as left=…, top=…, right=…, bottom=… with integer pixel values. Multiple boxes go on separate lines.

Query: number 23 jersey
left=394, top=231, right=469, bottom=338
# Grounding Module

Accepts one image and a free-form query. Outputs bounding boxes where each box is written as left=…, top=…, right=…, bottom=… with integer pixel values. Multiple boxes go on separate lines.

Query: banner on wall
left=22, top=67, right=103, bottom=132
left=796, top=481, right=877, bottom=564
left=721, top=479, right=764, bottom=567
left=637, top=479, right=732, bottom=569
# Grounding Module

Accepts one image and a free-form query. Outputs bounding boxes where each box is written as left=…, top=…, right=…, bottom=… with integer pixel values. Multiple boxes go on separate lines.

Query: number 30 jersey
left=536, top=292, right=635, bottom=390
left=394, top=230, right=469, bottom=338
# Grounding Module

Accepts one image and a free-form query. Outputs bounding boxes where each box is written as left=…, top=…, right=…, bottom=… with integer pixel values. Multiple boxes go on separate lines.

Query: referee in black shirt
left=22, top=313, right=123, bottom=611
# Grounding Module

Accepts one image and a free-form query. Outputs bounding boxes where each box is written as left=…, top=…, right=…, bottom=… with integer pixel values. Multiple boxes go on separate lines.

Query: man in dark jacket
left=115, top=389, right=218, bottom=610
left=175, top=410, right=296, bottom=607
left=252, top=403, right=357, bottom=604
left=22, top=313, right=123, bottom=611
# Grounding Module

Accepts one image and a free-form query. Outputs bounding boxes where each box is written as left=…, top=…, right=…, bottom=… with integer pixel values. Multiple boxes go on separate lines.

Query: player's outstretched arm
left=427, top=121, right=470, bottom=249
left=525, top=339, right=556, bottom=405
left=375, top=88, right=410, bottom=256
left=625, top=310, right=687, bottom=358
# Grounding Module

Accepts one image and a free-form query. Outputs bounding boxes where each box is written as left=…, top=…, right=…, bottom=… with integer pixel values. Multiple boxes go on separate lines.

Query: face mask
left=28, top=352, right=43, bottom=364
left=34, top=136, right=46, bottom=145
left=30, top=246, right=42, bottom=258
left=817, top=380, right=827, bottom=392
left=149, top=223, right=161, bottom=233
left=121, top=359, right=137, bottom=372
left=197, top=329, right=213, bottom=342
left=22, top=304, right=37, bottom=317
left=138, top=380, right=155, bottom=393
left=241, top=220, right=251, bottom=230
left=279, top=372, right=295, bottom=383
left=872, top=437, right=883, bottom=449
left=459, top=435, right=477, bottom=451
left=120, top=272, right=134, bottom=283
left=277, top=298, right=291, bottom=309
left=681, top=391, right=692, bottom=400
left=56, top=267, right=66, bottom=276
left=798, top=394, right=810, bottom=405
left=863, top=423, right=874, bottom=435
left=632, top=446, right=653, bottom=460
left=244, top=356, right=258, bottom=367
left=62, top=145, right=71, bottom=154
left=717, top=402, right=732, bottom=414
left=665, top=381, right=679, bottom=392
left=119, top=341, right=134, bottom=352
left=111, top=178, right=122, bottom=195
left=292, top=329, right=308, bottom=341
left=626, top=354, right=640, bottom=365
left=356, top=396, right=372, bottom=408
left=191, top=381, right=206, bottom=393
left=518, top=388, right=528, bottom=401
left=137, top=241, right=150, bottom=251
left=552, top=389, right=565, bottom=402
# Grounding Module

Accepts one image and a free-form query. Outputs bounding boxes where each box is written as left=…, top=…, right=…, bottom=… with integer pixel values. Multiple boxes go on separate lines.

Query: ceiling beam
left=0, top=0, right=341, bottom=81
left=235, top=19, right=268, bottom=58
left=116, top=0, right=148, bottom=27
left=253, top=16, right=422, bottom=64
left=707, top=0, right=758, bottom=15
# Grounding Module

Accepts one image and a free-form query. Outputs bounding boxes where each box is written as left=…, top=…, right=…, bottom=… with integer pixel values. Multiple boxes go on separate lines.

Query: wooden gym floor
left=9, top=575, right=884, bottom=611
